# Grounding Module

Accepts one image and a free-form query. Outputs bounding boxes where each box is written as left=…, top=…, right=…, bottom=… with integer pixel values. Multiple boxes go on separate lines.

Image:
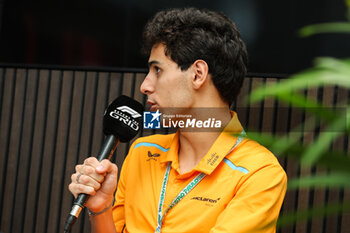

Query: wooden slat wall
left=0, top=66, right=349, bottom=233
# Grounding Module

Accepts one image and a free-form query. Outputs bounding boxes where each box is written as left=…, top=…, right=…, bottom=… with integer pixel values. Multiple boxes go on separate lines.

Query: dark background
left=0, top=0, right=349, bottom=74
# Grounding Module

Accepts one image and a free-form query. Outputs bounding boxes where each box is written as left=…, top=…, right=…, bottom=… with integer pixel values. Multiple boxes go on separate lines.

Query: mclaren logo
left=191, top=196, right=221, bottom=206
left=116, top=106, right=142, bottom=118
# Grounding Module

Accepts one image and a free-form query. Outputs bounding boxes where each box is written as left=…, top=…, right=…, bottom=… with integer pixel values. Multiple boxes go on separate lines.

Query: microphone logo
left=109, top=107, right=141, bottom=131
left=117, top=106, right=142, bottom=118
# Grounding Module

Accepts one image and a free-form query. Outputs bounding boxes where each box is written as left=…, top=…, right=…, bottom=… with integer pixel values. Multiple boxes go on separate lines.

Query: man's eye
left=155, top=67, right=161, bottom=73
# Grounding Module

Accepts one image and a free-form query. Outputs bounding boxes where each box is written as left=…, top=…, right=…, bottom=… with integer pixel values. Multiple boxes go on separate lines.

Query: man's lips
left=146, top=100, right=154, bottom=105
left=147, top=100, right=158, bottom=111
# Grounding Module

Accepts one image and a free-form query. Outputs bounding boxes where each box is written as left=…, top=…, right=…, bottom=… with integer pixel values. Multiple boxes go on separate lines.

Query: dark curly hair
left=142, top=8, right=248, bottom=105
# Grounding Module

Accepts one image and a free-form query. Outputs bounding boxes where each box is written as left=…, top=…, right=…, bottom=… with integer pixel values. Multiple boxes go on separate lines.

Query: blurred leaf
left=318, top=152, right=350, bottom=173
left=246, top=117, right=313, bottom=155
left=315, top=57, right=350, bottom=73
left=277, top=201, right=350, bottom=227
left=249, top=57, right=350, bottom=105
left=301, top=108, right=350, bottom=165
left=288, top=173, right=350, bottom=189
left=245, top=132, right=350, bottom=173
left=272, top=92, right=338, bottom=122
left=299, top=22, right=350, bottom=37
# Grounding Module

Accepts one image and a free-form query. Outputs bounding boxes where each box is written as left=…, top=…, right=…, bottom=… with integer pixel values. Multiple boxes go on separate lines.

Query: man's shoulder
left=124, top=133, right=176, bottom=165
left=131, top=133, right=176, bottom=151
left=226, top=138, right=285, bottom=174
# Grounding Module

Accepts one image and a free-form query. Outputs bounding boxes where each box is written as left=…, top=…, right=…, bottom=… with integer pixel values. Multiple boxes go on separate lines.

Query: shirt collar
left=160, top=111, right=244, bottom=175
left=159, top=131, right=180, bottom=166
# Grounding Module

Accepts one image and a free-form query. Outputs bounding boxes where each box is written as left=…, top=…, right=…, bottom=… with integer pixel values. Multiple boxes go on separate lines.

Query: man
left=69, top=8, right=287, bottom=233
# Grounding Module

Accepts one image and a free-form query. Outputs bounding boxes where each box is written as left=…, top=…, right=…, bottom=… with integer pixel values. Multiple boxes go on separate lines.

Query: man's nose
left=140, top=73, right=154, bottom=95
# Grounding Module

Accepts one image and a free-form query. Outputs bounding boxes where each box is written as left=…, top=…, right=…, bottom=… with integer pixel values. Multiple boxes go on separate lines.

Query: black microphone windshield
left=103, top=95, right=144, bottom=142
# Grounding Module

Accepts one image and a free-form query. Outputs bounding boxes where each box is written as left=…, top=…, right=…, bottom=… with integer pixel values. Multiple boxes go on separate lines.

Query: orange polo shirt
left=112, top=112, right=287, bottom=233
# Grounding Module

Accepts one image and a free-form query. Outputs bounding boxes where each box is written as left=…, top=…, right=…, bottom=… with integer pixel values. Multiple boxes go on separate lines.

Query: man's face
left=140, top=43, right=193, bottom=111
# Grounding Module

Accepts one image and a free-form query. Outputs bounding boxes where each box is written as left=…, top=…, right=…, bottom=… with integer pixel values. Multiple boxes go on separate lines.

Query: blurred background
left=0, top=0, right=349, bottom=74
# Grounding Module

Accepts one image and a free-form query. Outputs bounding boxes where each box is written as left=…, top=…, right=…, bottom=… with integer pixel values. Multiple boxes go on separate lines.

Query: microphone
left=63, top=95, right=144, bottom=233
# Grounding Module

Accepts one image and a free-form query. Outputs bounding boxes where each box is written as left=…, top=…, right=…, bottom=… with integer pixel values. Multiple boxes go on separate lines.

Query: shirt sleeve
left=112, top=142, right=135, bottom=233
left=210, top=164, right=287, bottom=233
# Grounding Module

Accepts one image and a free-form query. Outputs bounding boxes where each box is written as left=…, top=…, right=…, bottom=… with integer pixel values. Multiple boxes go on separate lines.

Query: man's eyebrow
left=148, top=60, right=160, bottom=68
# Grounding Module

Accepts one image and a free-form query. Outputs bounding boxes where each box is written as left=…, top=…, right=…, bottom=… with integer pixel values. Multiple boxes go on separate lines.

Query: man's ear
left=191, top=59, right=209, bottom=89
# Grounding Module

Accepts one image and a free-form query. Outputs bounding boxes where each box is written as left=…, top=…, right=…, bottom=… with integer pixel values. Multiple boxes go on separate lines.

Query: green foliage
left=277, top=201, right=350, bottom=227
left=299, top=22, right=350, bottom=37
left=247, top=0, right=350, bottom=227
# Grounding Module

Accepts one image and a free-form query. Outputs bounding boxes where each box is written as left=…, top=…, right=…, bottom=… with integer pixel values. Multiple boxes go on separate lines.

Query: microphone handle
left=64, top=135, right=119, bottom=233
left=96, top=134, right=120, bottom=161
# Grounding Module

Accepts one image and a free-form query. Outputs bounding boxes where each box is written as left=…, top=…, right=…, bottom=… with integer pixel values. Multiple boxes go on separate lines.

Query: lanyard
left=155, top=129, right=246, bottom=233
left=155, top=163, right=205, bottom=233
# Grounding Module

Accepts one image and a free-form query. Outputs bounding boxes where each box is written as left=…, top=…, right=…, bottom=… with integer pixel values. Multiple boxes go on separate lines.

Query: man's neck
left=177, top=110, right=232, bottom=174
